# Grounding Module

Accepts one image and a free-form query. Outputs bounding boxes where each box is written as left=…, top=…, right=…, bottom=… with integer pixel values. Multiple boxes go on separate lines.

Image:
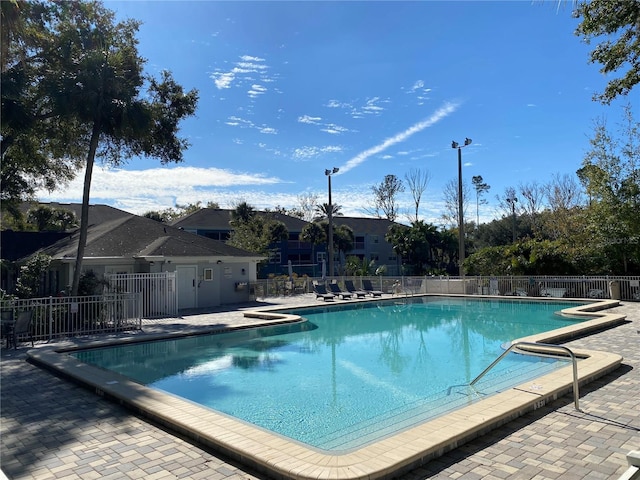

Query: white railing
left=0, top=293, right=142, bottom=342
left=250, top=275, right=640, bottom=301
left=105, top=272, right=177, bottom=318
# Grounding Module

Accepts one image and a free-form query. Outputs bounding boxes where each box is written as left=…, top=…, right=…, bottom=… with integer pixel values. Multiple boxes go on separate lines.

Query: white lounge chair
left=540, top=288, right=566, bottom=298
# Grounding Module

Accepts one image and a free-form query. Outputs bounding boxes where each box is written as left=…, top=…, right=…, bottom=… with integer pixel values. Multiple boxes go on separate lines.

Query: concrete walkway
left=1, top=296, right=638, bottom=480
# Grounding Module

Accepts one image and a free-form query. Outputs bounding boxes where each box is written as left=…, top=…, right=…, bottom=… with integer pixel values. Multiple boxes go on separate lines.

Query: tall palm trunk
left=70, top=119, right=101, bottom=296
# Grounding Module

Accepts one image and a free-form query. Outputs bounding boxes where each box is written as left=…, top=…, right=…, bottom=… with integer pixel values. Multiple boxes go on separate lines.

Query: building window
left=269, top=251, right=282, bottom=264
left=204, top=268, right=213, bottom=281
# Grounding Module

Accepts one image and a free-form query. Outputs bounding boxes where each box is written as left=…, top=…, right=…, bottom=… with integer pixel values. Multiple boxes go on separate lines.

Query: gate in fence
left=105, top=272, right=178, bottom=318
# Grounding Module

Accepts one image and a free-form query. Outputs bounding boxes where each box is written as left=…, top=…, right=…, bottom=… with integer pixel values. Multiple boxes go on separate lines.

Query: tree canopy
left=576, top=105, right=640, bottom=272
left=227, top=217, right=288, bottom=257
left=370, top=174, right=405, bottom=222
left=1, top=1, right=84, bottom=217
left=2, top=1, right=199, bottom=294
left=574, top=0, right=640, bottom=104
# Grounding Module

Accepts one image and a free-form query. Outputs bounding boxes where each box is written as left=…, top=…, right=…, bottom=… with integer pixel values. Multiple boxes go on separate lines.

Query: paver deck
left=1, top=296, right=638, bottom=480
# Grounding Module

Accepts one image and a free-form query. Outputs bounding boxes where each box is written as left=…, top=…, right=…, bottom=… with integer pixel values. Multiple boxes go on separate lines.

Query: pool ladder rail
left=470, top=341, right=582, bottom=412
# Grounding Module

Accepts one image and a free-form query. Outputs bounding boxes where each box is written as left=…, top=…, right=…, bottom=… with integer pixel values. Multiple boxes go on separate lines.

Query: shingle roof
left=332, top=216, right=400, bottom=236
left=172, top=208, right=308, bottom=232
left=0, top=231, right=71, bottom=262
left=18, top=202, right=131, bottom=227
left=38, top=214, right=264, bottom=261
left=173, top=209, right=403, bottom=236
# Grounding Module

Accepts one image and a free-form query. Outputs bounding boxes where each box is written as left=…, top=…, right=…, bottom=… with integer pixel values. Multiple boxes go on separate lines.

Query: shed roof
left=37, top=214, right=264, bottom=261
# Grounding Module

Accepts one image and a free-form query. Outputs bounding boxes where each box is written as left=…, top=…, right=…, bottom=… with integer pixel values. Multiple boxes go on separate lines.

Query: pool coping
left=26, top=296, right=627, bottom=480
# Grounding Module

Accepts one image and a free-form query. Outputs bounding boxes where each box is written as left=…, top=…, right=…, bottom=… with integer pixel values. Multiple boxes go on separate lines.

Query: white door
left=177, top=266, right=197, bottom=310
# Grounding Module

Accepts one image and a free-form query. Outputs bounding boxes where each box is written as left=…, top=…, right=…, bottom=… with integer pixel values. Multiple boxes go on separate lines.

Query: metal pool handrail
left=470, top=341, right=581, bottom=411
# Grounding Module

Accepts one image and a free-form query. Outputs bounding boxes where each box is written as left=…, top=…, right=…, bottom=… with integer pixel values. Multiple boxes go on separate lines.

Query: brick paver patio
left=1, top=297, right=638, bottom=480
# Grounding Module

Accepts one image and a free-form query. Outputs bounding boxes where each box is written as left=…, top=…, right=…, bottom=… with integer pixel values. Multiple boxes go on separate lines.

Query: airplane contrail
left=338, top=102, right=460, bottom=174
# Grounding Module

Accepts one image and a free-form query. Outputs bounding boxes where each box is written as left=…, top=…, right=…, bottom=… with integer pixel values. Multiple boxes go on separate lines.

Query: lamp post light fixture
left=451, top=138, right=472, bottom=277
left=506, top=195, right=518, bottom=243
left=325, top=167, right=339, bottom=278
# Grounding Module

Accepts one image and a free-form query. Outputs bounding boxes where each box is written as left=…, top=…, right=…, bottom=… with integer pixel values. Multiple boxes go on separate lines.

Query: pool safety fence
left=250, top=275, right=640, bottom=301
left=105, top=272, right=177, bottom=318
left=0, top=293, right=142, bottom=343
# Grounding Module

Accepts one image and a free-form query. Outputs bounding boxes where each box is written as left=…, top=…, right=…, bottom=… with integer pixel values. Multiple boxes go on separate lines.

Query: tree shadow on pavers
left=397, top=363, right=636, bottom=480
left=0, top=351, right=271, bottom=480
left=178, top=299, right=299, bottom=316
left=1, top=352, right=135, bottom=479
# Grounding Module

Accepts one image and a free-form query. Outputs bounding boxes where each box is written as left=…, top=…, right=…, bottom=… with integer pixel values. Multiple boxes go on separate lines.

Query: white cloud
left=321, top=123, right=351, bottom=135
left=326, top=99, right=350, bottom=109
left=36, top=166, right=285, bottom=214
left=226, top=116, right=254, bottom=128
left=299, top=112, right=352, bottom=135
left=338, top=102, right=459, bottom=174
left=410, top=80, right=424, bottom=92
left=362, top=105, right=384, bottom=115
left=210, top=55, right=273, bottom=94
left=406, top=80, right=432, bottom=105
left=35, top=166, right=455, bottom=223
left=214, top=72, right=234, bottom=89
left=292, top=145, right=343, bottom=160
left=226, top=116, right=277, bottom=135
left=326, top=97, right=388, bottom=119
left=298, top=115, right=322, bottom=124
left=358, top=97, right=387, bottom=116
left=240, top=55, right=265, bottom=62
left=248, top=84, right=267, bottom=98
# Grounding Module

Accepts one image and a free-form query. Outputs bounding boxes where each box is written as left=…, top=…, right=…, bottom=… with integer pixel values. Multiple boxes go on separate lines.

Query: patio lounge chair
left=540, top=288, right=567, bottom=298
left=7, top=310, right=34, bottom=349
left=313, top=284, right=335, bottom=301
left=328, top=282, right=353, bottom=299
left=344, top=280, right=367, bottom=298
left=362, top=279, right=383, bottom=297
left=587, top=289, right=605, bottom=299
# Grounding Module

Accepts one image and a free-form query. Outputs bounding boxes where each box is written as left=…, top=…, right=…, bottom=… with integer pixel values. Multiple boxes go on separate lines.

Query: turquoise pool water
left=72, top=297, right=586, bottom=451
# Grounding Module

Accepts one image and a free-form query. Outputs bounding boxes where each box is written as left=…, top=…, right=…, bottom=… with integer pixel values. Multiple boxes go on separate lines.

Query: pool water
left=72, top=297, right=585, bottom=451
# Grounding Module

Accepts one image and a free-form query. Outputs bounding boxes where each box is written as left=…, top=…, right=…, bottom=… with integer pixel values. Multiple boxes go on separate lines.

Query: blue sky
left=38, top=1, right=628, bottom=225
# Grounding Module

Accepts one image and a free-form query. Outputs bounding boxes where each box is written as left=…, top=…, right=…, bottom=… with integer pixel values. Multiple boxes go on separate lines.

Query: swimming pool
left=73, top=297, right=585, bottom=451
left=29, top=295, right=625, bottom=479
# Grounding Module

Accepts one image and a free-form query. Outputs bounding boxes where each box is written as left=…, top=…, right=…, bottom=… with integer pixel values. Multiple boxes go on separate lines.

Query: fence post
left=48, top=296, right=53, bottom=341
left=138, top=292, right=143, bottom=329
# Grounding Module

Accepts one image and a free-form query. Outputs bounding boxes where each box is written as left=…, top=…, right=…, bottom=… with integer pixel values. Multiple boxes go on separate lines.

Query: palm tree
left=314, top=203, right=342, bottom=220
left=334, top=224, right=354, bottom=272
left=300, top=222, right=326, bottom=276
left=230, top=201, right=256, bottom=225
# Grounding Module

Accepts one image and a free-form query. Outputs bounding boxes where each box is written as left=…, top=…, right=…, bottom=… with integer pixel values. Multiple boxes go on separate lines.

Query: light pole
left=325, top=167, right=339, bottom=278
left=451, top=138, right=472, bottom=277
left=507, top=195, right=518, bottom=243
